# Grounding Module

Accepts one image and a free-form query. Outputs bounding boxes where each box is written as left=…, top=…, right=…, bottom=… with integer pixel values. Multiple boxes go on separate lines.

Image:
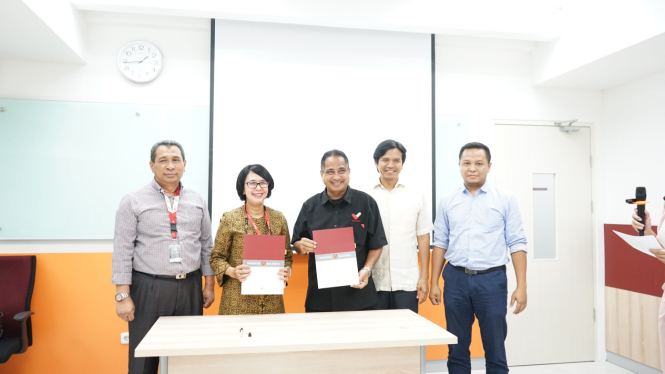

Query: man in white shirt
left=368, top=140, right=433, bottom=313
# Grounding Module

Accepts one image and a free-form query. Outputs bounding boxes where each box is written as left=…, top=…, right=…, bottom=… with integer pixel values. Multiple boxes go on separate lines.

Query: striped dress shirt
left=112, top=179, right=214, bottom=285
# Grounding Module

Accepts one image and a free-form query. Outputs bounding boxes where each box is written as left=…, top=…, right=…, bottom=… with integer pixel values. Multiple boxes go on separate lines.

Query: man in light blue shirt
left=430, top=142, right=527, bottom=374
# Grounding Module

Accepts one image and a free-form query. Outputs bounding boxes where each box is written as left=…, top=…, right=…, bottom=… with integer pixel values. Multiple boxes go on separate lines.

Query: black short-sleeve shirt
left=291, top=187, right=388, bottom=311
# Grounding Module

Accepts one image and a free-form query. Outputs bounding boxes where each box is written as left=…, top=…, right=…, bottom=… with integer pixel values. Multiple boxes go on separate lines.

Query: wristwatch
left=361, top=266, right=372, bottom=276
left=115, top=292, right=131, bottom=302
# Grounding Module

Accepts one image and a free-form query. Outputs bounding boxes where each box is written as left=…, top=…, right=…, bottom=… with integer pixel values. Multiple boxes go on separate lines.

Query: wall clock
left=117, top=41, right=163, bottom=83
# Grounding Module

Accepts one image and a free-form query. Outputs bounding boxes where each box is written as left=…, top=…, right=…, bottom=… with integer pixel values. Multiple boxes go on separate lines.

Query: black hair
left=373, top=140, right=407, bottom=165
left=458, top=142, right=491, bottom=163
left=150, top=140, right=185, bottom=162
left=236, top=164, right=274, bottom=201
left=320, top=149, right=349, bottom=170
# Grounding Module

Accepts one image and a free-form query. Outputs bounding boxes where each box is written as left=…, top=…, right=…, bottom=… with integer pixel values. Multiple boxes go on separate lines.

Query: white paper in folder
left=613, top=230, right=663, bottom=258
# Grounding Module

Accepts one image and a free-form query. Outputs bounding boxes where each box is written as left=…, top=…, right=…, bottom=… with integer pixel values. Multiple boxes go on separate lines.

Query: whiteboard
left=0, top=99, right=209, bottom=239
left=212, top=20, right=432, bottom=231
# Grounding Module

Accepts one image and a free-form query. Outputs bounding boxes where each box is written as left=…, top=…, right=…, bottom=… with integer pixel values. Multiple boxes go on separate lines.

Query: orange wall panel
left=1, top=253, right=127, bottom=374
left=1, top=253, right=483, bottom=374
left=419, top=263, right=484, bottom=360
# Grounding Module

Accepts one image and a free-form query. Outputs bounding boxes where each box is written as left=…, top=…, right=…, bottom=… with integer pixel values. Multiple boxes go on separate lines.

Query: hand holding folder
left=313, top=227, right=360, bottom=289
left=241, top=235, right=287, bottom=295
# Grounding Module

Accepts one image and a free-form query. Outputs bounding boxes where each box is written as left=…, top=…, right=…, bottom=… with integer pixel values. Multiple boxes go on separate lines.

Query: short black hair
left=459, top=142, right=491, bottom=163
left=236, top=164, right=275, bottom=201
left=320, top=149, right=349, bottom=170
left=151, top=140, right=185, bottom=162
left=373, top=140, right=407, bottom=165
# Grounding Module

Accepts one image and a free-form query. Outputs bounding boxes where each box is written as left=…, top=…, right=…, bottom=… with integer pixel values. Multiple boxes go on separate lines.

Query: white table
left=135, top=309, right=457, bottom=374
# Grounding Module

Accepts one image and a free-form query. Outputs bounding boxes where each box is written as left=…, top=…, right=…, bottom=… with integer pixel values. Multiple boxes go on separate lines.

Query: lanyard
left=163, top=184, right=181, bottom=239
left=244, top=203, right=272, bottom=235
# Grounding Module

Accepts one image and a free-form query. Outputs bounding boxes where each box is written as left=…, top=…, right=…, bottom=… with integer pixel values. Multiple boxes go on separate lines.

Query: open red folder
left=312, top=227, right=359, bottom=288
left=241, top=235, right=286, bottom=295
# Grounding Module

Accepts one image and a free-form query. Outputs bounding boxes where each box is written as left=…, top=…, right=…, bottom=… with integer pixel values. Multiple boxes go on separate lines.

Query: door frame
left=492, top=119, right=601, bottom=362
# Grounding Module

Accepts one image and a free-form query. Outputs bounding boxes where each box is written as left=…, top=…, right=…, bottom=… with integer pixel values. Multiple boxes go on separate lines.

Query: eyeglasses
left=246, top=181, right=269, bottom=189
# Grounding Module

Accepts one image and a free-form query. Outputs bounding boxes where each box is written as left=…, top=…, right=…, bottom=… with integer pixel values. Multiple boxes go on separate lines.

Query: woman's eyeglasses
left=246, top=181, right=269, bottom=189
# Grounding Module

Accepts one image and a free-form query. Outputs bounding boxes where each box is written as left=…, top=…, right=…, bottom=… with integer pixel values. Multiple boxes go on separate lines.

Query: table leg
left=160, top=356, right=168, bottom=374
left=420, top=346, right=426, bottom=374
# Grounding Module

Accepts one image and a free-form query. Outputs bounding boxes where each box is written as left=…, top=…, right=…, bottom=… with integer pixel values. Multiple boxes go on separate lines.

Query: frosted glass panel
left=533, top=173, right=556, bottom=260
left=0, top=99, right=209, bottom=239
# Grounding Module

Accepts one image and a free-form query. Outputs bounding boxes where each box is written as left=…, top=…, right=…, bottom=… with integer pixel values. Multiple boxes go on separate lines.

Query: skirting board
left=426, top=358, right=486, bottom=372
left=433, top=356, right=660, bottom=374
left=607, top=351, right=662, bottom=374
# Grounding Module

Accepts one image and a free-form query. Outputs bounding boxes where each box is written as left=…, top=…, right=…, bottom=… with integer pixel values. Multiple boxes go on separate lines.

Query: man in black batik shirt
left=292, top=149, right=388, bottom=312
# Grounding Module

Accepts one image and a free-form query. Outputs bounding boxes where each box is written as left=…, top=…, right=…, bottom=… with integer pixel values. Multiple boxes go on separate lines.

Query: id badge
left=169, top=241, right=182, bottom=263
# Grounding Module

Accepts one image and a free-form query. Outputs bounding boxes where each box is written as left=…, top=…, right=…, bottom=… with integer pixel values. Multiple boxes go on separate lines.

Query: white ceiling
left=535, top=32, right=665, bottom=90
left=0, top=0, right=84, bottom=63
left=70, top=0, right=564, bottom=41
left=0, top=0, right=563, bottom=63
left=1, top=0, right=665, bottom=90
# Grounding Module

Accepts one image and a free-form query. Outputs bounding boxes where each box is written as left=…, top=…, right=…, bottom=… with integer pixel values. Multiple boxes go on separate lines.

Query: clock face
left=117, top=41, right=163, bottom=83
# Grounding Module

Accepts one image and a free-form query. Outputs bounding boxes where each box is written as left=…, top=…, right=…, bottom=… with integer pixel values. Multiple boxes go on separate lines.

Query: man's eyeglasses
left=246, top=181, right=269, bottom=189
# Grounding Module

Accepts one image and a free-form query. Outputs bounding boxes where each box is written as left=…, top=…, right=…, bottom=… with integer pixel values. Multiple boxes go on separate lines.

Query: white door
left=494, top=124, right=595, bottom=366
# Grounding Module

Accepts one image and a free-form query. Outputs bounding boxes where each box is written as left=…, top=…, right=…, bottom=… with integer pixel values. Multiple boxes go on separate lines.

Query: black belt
left=133, top=269, right=200, bottom=280
left=451, top=264, right=505, bottom=275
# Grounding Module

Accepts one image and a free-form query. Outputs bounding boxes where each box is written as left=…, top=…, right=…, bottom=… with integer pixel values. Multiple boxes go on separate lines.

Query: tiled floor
left=433, top=362, right=637, bottom=374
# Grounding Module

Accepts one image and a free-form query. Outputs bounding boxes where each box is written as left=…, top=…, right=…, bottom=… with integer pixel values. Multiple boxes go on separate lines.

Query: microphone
left=626, top=187, right=648, bottom=236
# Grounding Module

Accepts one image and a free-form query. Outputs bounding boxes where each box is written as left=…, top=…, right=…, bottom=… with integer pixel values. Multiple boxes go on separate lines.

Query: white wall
left=0, top=11, right=210, bottom=106
left=435, top=36, right=602, bottom=166
left=591, top=64, right=665, bottom=367
left=0, top=11, right=211, bottom=254
left=600, top=70, right=665, bottom=224
left=211, top=20, right=432, bottom=229
left=596, top=64, right=665, bottom=374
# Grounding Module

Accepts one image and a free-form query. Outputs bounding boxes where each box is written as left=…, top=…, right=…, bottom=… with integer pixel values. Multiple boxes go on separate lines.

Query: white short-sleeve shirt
left=367, top=181, right=433, bottom=292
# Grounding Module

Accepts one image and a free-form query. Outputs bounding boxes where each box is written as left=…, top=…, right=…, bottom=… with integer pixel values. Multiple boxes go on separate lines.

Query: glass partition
left=434, top=115, right=468, bottom=204
left=0, top=99, right=209, bottom=239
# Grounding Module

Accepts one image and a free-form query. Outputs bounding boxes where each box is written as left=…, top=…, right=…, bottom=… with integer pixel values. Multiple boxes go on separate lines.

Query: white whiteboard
left=212, top=20, right=432, bottom=232
left=0, top=98, right=209, bottom=239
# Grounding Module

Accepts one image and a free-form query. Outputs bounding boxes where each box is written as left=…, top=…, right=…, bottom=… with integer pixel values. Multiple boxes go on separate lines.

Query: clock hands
left=124, top=56, right=148, bottom=64
left=118, top=42, right=161, bottom=83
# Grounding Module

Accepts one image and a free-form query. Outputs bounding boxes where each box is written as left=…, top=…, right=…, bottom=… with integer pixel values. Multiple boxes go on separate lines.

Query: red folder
left=243, top=235, right=286, bottom=260
left=312, top=227, right=355, bottom=255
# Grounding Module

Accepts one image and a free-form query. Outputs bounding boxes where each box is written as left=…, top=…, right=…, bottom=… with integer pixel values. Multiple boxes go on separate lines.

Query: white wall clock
left=117, top=41, right=163, bottom=83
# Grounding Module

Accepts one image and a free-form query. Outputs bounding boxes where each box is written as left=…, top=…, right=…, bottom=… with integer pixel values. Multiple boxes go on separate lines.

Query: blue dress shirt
left=433, top=183, right=527, bottom=270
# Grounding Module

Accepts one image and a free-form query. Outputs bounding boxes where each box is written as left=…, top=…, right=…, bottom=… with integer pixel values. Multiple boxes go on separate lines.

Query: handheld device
left=626, top=187, right=648, bottom=236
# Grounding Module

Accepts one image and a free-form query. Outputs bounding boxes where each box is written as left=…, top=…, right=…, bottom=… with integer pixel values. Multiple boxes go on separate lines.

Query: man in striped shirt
left=112, top=140, right=215, bottom=374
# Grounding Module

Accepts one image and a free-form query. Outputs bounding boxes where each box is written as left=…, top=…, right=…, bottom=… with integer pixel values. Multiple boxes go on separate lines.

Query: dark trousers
left=443, top=264, right=508, bottom=374
left=375, top=290, right=418, bottom=314
left=128, top=270, right=203, bottom=374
